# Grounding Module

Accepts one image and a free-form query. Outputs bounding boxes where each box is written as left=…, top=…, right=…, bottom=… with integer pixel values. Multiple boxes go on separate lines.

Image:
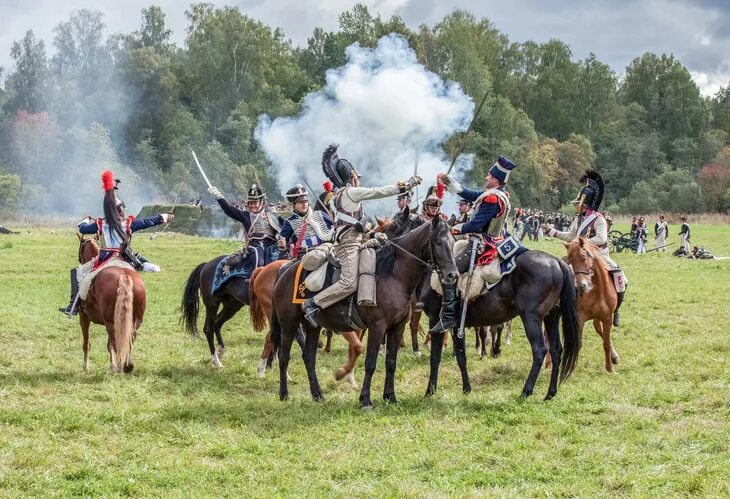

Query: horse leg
left=543, top=328, right=552, bottom=369
left=520, top=314, right=548, bottom=398
left=335, top=331, right=363, bottom=388
left=259, top=332, right=272, bottom=378
left=213, top=299, right=242, bottom=363
left=505, top=320, right=512, bottom=346
left=359, top=327, right=383, bottom=409
left=491, top=324, right=503, bottom=358
left=80, top=311, right=91, bottom=371
left=203, top=304, right=223, bottom=368
left=544, top=309, right=562, bottom=400
left=383, top=326, right=405, bottom=403
left=301, top=325, right=324, bottom=401
left=324, top=330, right=333, bottom=353
left=105, top=323, right=118, bottom=373
left=595, top=318, right=618, bottom=372
left=410, top=311, right=421, bottom=357
left=451, top=329, right=471, bottom=394
left=277, top=325, right=296, bottom=401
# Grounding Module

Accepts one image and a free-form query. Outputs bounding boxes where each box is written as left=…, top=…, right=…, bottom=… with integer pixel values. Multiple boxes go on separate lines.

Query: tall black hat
left=285, top=184, right=308, bottom=204
left=247, top=184, right=265, bottom=202
left=573, top=170, right=604, bottom=212
left=322, top=144, right=360, bottom=189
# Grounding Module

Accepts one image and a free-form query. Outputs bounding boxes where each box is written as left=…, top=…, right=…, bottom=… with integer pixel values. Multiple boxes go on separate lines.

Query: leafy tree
left=5, top=30, right=48, bottom=114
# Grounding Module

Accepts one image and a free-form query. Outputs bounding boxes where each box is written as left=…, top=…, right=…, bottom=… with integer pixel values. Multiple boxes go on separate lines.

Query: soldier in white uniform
left=654, top=214, right=668, bottom=250
left=545, top=170, right=628, bottom=326
left=302, top=145, right=421, bottom=326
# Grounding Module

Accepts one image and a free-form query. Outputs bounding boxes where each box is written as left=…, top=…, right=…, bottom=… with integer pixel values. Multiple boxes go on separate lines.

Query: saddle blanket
left=78, top=257, right=135, bottom=300
left=432, top=235, right=528, bottom=301
left=291, top=261, right=340, bottom=304
left=212, top=244, right=281, bottom=295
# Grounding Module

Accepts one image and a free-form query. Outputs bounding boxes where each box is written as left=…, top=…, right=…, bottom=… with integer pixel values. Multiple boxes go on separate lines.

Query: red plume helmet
left=101, top=170, right=115, bottom=192
left=436, top=181, right=445, bottom=199
left=322, top=180, right=333, bottom=193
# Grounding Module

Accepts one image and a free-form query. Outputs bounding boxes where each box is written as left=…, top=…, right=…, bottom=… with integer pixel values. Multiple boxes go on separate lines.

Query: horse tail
left=181, top=262, right=205, bottom=337
left=558, top=260, right=581, bottom=383
left=114, top=274, right=135, bottom=372
left=249, top=267, right=267, bottom=332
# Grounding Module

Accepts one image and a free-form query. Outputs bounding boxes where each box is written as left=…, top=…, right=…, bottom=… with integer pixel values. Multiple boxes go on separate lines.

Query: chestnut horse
left=77, top=235, right=146, bottom=373
left=546, top=238, right=619, bottom=372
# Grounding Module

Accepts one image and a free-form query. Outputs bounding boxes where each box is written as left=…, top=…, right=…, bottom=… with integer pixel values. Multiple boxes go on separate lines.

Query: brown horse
left=77, top=235, right=146, bottom=373
left=249, top=261, right=363, bottom=387
left=547, top=238, right=619, bottom=372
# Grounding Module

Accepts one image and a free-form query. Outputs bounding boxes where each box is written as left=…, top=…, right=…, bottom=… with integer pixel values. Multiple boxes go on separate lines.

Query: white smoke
left=255, top=34, right=475, bottom=216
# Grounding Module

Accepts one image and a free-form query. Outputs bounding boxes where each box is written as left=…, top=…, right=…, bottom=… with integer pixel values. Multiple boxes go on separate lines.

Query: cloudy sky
left=1, top=0, right=728, bottom=96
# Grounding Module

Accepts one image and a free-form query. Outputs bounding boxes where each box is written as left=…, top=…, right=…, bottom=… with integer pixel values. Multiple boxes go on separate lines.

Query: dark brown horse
left=271, top=215, right=458, bottom=407
left=421, top=246, right=581, bottom=400
left=77, top=235, right=146, bottom=373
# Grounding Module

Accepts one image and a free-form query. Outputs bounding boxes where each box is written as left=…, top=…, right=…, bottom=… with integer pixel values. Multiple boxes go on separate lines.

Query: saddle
left=212, top=246, right=266, bottom=295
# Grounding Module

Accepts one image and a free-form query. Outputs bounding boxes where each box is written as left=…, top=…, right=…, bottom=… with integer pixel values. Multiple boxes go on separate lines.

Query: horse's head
left=77, top=233, right=100, bottom=264
left=381, top=206, right=424, bottom=239
left=427, top=215, right=458, bottom=283
left=565, top=237, right=594, bottom=295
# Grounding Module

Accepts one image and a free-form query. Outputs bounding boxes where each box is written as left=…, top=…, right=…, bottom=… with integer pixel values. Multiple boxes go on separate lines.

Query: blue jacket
left=279, top=212, right=334, bottom=249
left=455, top=186, right=506, bottom=235
left=78, top=215, right=164, bottom=236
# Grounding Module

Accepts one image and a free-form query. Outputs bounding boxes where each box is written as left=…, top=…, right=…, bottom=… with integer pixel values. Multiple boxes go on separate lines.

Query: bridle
left=571, top=246, right=595, bottom=279
left=384, top=220, right=446, bottom=273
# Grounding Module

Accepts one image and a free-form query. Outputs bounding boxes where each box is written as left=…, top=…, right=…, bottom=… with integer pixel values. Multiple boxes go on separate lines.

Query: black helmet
left=573, top=170, right=604, bottom=213
left=285, top=184, right=308, bottom=204
left=322, top=144, right=360, bottom=188
left=422, top=186, right=443, bottom=208
left=397, top=186, right=412, bottom=200
left=247, top=184, right=265, bottom=202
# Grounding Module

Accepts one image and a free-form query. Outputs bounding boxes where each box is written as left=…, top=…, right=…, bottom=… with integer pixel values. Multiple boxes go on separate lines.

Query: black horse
left=271, top=215, right=458, bottom=407
left=422, top=246, right=581, bottom=400
left=181, top=253, right=255, bottom=368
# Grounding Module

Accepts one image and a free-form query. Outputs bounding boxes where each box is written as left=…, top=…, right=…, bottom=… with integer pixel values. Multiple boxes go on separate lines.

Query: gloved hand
left=208, top=186, right=223, bottom=200
left=277, top=237, right=287, bottom=251
left=397, top=175, right=422, bottom=190
left=436, top=173, right=462, bottom=194
left=450, top=223, right=463, bottom=236
left=304, top=208, right=314, bottom=224
left=161, top=213, right=175, bottom=223
left=374, top=232, right=388, bottom=242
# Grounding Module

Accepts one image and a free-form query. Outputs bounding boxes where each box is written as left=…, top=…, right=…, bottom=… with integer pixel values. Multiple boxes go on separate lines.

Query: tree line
left=1, top=3, right=729, bottom=215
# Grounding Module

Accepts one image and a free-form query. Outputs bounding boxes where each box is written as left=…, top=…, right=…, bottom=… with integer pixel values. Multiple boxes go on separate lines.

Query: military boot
left=613, top=291, right=625, bottom=327
left=302, top=298, right=320, bottom=328
left=58, top=269, right=80, bottom=316
left=428, top=280, right=458, bottom=334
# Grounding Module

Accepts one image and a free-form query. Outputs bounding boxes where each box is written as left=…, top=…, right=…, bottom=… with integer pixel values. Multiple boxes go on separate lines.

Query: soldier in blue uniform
left=278, top=184, right=334, bottom=258
left=207, top=183, right=285, bottom=265
left=433, top=155, right=517, bottom=334
left=59, top=170, right=173, bottom=315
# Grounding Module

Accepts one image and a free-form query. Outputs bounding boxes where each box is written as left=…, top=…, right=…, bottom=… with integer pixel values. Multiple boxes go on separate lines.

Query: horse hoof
left=334, top=367, right=347, bottom=380
left=463, top=385, right=472, bottom=395
left=312, top=394, right=325, bottom=402
left=611, top=354, right=620, bottom=365
left=413, top=350, right=421, bottom=358
left=383, top=394, right=397, bottom=404
left=424, top=388, right=435, bottom=398
left=361, top=404, right=373, bottom=411
left=279, top=393, right=289, bottom=401
left=520, top=390, right=532, bottom=398
left=123, top=363, right=134, bottom=374
left=544, top=392, right=555, bottom=401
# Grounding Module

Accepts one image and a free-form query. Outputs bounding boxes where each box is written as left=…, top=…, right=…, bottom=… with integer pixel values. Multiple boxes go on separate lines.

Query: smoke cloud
left=256, top=34, right=475, bottom=216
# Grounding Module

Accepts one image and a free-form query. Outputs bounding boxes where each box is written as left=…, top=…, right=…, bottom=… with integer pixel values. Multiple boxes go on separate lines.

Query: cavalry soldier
left=545, top=170, right=628, bottom=326
left=435, top=155, right=517, bottom=334
left=654, top=214, right=668, bottom=250
left=301, top=144, right=421, bottom=326
left=278, top=184, right=334, bottom=258
left=679, top=215, right=691, bottom=254
left=449, top=198, right=472, bottom=227
left=418, top=185, right=448, bottom=223
left=207, top=183, right=285, bottom=265
left=59, top=170, right=173, bottom=315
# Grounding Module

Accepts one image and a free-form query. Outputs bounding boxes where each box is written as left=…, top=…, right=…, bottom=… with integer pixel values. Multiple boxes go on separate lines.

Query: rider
left=418, top=185, right=448, bottom=223
left=545, top=169, right=628, bottom=326
left=301, top=144, right=422, bottom=326
left=278, top=184, right=334, bottom=258
left=448, top=198, right=472, bottom=227
left=435, top=155, right=516, bottom=334
left=59, top=170, right=173, bottom=315
left=207, top=183, right=285, bottom=265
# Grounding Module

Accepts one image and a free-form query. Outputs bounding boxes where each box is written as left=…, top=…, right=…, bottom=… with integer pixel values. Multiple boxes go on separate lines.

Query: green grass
left=0, top=225, right=729, bottom=496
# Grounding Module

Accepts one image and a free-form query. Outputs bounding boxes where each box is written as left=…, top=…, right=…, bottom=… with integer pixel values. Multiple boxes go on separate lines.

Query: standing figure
left=654, top=214, right=668, bottom=250
left=679, top=215, right=691, bottom=255
left=635, top=217, right=648, bottom=254
left=545, top=170, right=628, bottom=326
left=301, top=145, right=422, bottom=326
left=59, top=170, right=172, bottom=315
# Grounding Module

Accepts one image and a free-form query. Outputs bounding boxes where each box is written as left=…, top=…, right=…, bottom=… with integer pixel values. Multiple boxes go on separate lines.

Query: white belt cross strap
left=334, top=210, right=360, bottom=225
left=577, top=213, right=598, bottom=237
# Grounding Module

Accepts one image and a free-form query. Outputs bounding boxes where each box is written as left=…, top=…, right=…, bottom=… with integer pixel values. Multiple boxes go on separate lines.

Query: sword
left=150, top=165, right=190, bottom=240
left=302, top=178, right=330, bottom=213
left=190, top=147, right=212, bottom=188
left=457, top=237, right=480, bottom=339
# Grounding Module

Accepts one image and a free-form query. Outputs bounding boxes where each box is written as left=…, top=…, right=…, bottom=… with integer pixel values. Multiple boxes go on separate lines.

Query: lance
left=645, top=242, right=675, bottom=253
left=190, top=147, right=212, bottom=189
left=446, top=88, right=490, bottom=175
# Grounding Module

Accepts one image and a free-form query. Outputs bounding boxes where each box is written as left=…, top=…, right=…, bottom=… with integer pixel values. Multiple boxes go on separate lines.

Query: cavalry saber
left=190, top=147, right=212, bottom=189
left=446, top=88, right=490, bottom=175
left=456, top=237, right=480, bottom=339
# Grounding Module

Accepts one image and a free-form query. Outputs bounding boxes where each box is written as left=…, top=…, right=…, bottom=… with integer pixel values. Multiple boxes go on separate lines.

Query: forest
left=1, top=3, right=729, bottom=215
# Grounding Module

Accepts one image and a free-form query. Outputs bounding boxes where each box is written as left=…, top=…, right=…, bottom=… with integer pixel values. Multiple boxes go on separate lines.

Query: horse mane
left=375, top=221, right=430, bottom=275
left=574, top=238, right=607, bottom=273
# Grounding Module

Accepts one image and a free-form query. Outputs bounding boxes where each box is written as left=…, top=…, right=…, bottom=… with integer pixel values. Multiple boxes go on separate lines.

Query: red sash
left=291, top=221, right=309, bottom=259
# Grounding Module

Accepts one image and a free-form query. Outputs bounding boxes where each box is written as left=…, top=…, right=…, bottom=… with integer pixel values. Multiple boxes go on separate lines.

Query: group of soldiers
left=59, top=146, right=628, bottom=330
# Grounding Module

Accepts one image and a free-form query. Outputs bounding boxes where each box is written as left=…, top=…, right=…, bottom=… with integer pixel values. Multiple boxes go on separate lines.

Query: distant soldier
left=635, top=216, right=648, bottom=254
left=654, top=214, right=668, bottom=251
left=679, top=215, right=691, bottom=255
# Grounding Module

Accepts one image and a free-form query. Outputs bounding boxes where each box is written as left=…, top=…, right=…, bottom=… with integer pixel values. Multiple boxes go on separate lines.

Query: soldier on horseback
left=59, top=170, right=173, bottom=315
left=278, top=184, right=334, bottom=258
left=435, top=155, right=517, bottom=334
left=207, top=183, right=285, bottom=265
left=418, top=185, right=448, bottom=223
left=301, top=144, right=422, bottom=326
left=545, top=170, right=628, bottom=326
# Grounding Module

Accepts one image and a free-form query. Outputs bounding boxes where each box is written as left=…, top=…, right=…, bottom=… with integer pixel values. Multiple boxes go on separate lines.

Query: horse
left=248, top=216, right=410, bottom=386
left=271, top=214, right=458, bottom=407
left=551, top=237, right=619, bottom=372
left=421, top=244, right=581, bottom=400
left=76, top=235, right=146, bottom=373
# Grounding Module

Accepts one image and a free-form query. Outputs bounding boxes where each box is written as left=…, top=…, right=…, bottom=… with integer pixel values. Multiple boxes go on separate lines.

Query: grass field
left=1, top=224, right=729, bottom=496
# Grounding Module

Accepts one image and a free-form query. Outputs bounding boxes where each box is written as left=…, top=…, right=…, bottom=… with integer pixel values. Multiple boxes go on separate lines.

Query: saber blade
left=190, top=147, right=212, bottom=188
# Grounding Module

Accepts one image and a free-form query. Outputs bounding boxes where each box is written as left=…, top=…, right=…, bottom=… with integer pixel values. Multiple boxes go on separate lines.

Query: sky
left=1, top=0, right=729, bottom=96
